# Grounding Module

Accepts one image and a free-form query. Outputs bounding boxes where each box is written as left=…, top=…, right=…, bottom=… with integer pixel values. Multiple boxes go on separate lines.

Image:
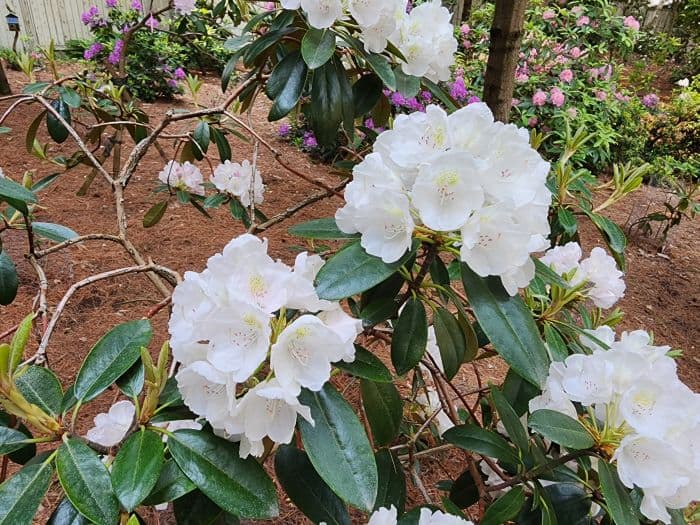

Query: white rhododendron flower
left=158, top=160, right=205, bottom=195
left=530, top=327, right=700, bottom=523
left=366, top=506, right=473, bottom=525
left=539, top=242, right=626, bottom=308
left=367, top=506, right=398, bottom=525
left=337, top=103, right=551, bottom=294
left=211, top=159, right=264, bottom=207
left=300, top=0, right=343, bottom=28
left=170, top=234, right=362, bottom=458
left=173, top=0, right=196, bottom=14
left=85, top=400, right=135, bottom=447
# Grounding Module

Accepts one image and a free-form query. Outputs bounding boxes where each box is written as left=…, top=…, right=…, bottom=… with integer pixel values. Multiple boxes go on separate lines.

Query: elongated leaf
left=529, top=410, right=594, bottom=450
left=59, top=87, right=81, bottom=108
left=481, top=486, right=526, bottom=525
left=543, top=323, right=569, bottom=362
left=443, top=424, right=518, bottom=463
left=143, top=460, right=195, bottom=506
left=210, top=127, right=232, bottom=162
left=0, top=461, right=52, bottom=525
left=0, top=415, right=36, bottom=464
left=361, top=379, right=402, bottom=447
left=433, top=307, right=466, bottom=380
left=289, top=218, right=358, bottom=240
left=47, top=497, right=88, bottom=525
left=518, top=483, right=592, bottom=525
left=111, top=429, right=164, bottom=512
left=316, top=240, right=418, bottom=301
left=168, top=430, right=278, bottom=519
left=598, top=461, right=639, bottom=525
left=394, top=67, right=421, bottom=98
left=461, top=264, right=549, bottom=387
left=299, top=384, right=378, bottom=512
left=0, top=251, right=18, bottom=306
left=0, top=426, right=31, bottom=455
left=31, top=173, right=62, bottom=192
left=491, top=386, right=528, bottom=452
left=302, top=28, right=336, bottom=69
left=449, top=470, right=480, bottom=509
left=30, top=222, right=78, bottom=243
left=310, top=59, right=344, bottom=146
left=374, top=449, right=406, bottom=513
left=534, top=258, right=569, bottom=290
left=14, top=366, right=63, bottom=417
left=391, top=298, right=428, bottom=375
left=116, top=361, right=145, bottom=398
left=56, top=439, right=119, bottom=525
left=335, top=345, right=392, bottom=382
left=586, top=212, right=626, bottom=268
left=268, top=52, right=308, bottom=121
left=193, top=121, right=210, bottom=154
left=143, top=201, right=168, bottom=228
left=353, top=74, right=383, bottom=117
left=173, top=490, right=240, bottom=525
left=363, top=53, right=396, bottom=91
left=46, top=99, right=71, bottom=144
left=74, top=319, right=152, bottom=402
left=275, top=445, right=350, bottom=525
left=0, top=177, right=37, bottom=207
left=557, top=207, right=577, bottom=235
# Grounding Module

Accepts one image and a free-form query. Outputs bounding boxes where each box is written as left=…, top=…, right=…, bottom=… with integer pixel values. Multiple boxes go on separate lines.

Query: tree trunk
left=453, top=0, right=474, bottom=25
left=0, top=62, right=11, bottom=96
left=482, top=0, right=527, bottom=123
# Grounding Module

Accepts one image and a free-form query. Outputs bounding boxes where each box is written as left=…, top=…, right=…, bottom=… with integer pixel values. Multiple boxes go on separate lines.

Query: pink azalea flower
left=543, top=10, right=556, bottom=20
left=532, top=90, right=547, bottom=107
left=623, top=16, right=640, bottom=30
left=550, top=87, right=565, bottom=107
left=559, top=69, right=574, bottom=83
left=570, top=46, right=582, bottom=59
left=576, top=15, right=590, bottom=26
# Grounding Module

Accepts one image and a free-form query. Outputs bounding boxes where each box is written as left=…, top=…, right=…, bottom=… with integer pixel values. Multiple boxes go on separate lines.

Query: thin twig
left=34, top=234, right=122, bottom=258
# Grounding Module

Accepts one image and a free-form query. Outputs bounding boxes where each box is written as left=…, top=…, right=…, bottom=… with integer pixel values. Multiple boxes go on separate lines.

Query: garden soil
left=0, top=68, right=697, bottom=524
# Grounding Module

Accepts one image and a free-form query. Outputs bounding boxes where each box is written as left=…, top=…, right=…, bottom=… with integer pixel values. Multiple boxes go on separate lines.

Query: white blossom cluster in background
left=158, top=159, right=264, bottom=206
left=539, top=242, right=626, bottom=308
left=336, top=103, right=552, bottom=295
left=169, top=234, right=362, bottom=458
left=279, top=0, right=457, bottom=81
left=368, top=506, right=473, bottom=525
left=173, top=0, right=196, bottom=15
left=530, top=326, right=700, bottom=524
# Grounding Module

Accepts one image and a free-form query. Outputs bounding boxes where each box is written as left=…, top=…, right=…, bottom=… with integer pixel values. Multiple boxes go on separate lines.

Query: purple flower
left=642, top=93, right=659, bottom=108
left=81, top=6, right=99, bottom=26
left=449, top=76, right=468, bottom=100
left=278, top=123, right=291, bottom=137
left=406, top=97, right=424, bottom=112
left=105, top=0, right=118, bottom=7
left=390, top=91, right=407, bottom=107
left=131, top=0, right=143, bottom=11
left=173, top=67, right=186, bottom=80
left=420, top=90, right=432, bottom=101
left=167, top=79, right=178, bottom=89
left=467, top=95, right=481, bottom=105
left=83, top=42, right=104, bottom=60
left=108, top=39, right=124, bottom=65
left=302, top=131, right=318, bottom=149
left=364, top=118, right=375, bottom=129
left=145, top=15, right=159, bottom=30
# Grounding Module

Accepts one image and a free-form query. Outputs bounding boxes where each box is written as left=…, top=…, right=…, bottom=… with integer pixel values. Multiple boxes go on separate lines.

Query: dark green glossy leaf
left=74, top=319, right=153, bottom=402
left=56, top=438, right=120, bottom=525
left=143, top=459, right=196, bottom=506
left=449, top=470, right=480, bottom=509
left=491, top=386, right=528, bottom=451
left=0, top=461, right=52, bottom=525
left=391, top=298, right=428, bottom=375
left=0, top=177, right=38, bottom=207
left=30, top=173, right=62, bottom=192
left=59, top=87, right=81, bottom=109
left=0, top=251, right=18, bottom=306
left=275, top=445, right=350, bottom=525
left=586, top=212, right=626, bottom=269
left=557, top=207, right=578, bottom=236
left=173, top=490, right=240, bottom=525
left=543, top=323, right=569, bottom=362
left=433, top=307, right=466, bottom=380
left=289, top=218, right=358, bottom=239
left=46, top=99, right=71, bottom=144
left=111, top=429, right=164, bottom=512
left=518, top=483, right=593, bottom=525
left=443, top=424, right=518, bottom=463
left=481, top=486, right=526, bottom=525
left=193, top=121, right=210, bottom=154
left=394, top=67, right=420, bottom=98
left=361, top=379, right=402, bottom=447
left=598, top=461, right=639, bottom=525
left=168, top=430, right=278, bottom=519
left=461, top=263, right=549, bottom=387
left=309, top=58, right=344, bottom=146
left=363, top=53, right=396, bottom=91
left=47, top=497, right=88, bottom=525
left=299, top=384, right=378, bottom=512
left=301, top=28, right=336, bottom=69
left=529, top=410, right=595, bottom=450
left=534, top=259, right=569, bottom=290
left=210, top=127, right=232, bottom=162
left=374, top=449, right=406, bottom=513
left=31, top=222, right=78, bottom=243
left=334, top=345, right=392, bottom=382
left=353, top=74, right=383, bottom=117
left=267, top=51, right=308, bottom=121
left=0, top=426, right=30, bottom=455
left=502, top=369, right=539, bottom=417
left=14, top=366, right=63, bottom=417
left=116, top=360, right=145, bottom=398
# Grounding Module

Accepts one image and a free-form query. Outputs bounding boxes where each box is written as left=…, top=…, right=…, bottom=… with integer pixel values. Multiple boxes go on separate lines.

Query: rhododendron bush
left=0, top=1, right=697, bottom=525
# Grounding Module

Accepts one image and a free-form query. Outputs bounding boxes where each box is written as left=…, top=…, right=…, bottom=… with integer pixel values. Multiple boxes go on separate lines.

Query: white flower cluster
left=539, top=242, right=626, bottom=309
left=158, top=160, right=205, bottom=196
left=85, top=400, right=135, bottom=447
left=368, top=506, right=473, bottom=525
left=173, top=0, right=196, bottom=14
left=280, top=0, right=457, bottom=81
left=336, top=103, right=552, bottom=295
left=211, top=159, right=264, bottom=207
left=530, top=326, right=700, bottom=523
left=169, top=234, right=362, bottom=458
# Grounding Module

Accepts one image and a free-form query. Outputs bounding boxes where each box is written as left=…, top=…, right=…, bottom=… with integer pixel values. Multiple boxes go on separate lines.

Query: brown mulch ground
left=0, top=65, right=698, bottom=524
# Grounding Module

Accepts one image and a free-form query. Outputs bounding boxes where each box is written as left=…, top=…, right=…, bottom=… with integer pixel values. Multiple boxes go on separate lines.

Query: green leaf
left=449, top=470, right=480, bottom=509
left=335, top=345, right=392, bottom=383
left=374, top=449, right=406, bottom=513
left=0, top=426, right=31, bottom=455
left=518, top=483, right=592, bottom=525
left=310, top=59, right=343, bottom=146
left=586, top=212, right=627, bottom=268
left=193, top=121, right=210, bottom=155
left=168, top=430, right=278, bottom=519
left=481, top=486, right=526, bottom=525
left=598, top=461, right=639, bottom=525
left=0, top=416, right=36, bottom=465
left=528, top=410, right=595, bottom=450
left=46, top=99, right=71, bottom=144
left=268, top=51, right=309, bottom=121
left=491, top=386, right=529, bottom=451
left=116, top=361, right=145, bottom=398
left=74, top=319, right=153, bottom=402
left=461, top=263, right=549, bottom=387
left=289, top=218, right=358, bottom=240
left=353, top=74, right=383, bottom=117
left=9, top=313, right=33, bottom=372
left=59, top=87, right=81, bottom=109
left=210, top=128, right=232, bottom=162
left=543, top=323, right=569, bottom=362
left=433, top=307, right=467, bottom=380
left=361, top=379, right=402, bottom=447
left=443, top=424, right=518, bottom=463
left=502, top=369, right=539, bottom=417
left=173, top=490, right=240, bottom=525
left=56, top=438, right=120, bottom=525
left=31, top=222, right=78, bottom=243
left=299, top=384, right=378, bottom=512
left=302, top=28, right=337, bottom=69
left=31, top=173, right=62, bottom=192
left=394, top=67, right=421, bottom=98
left=111, top=429, right=164, bottom=512
left=316, top=240, right=418, bottom=301
left=557, top=207, right=578, bottom=236
left=0, top=251, right=19, bottom=306
left=143, top=459, right=196, bottom=506
left=14, top=366, right=63, bottom=417
left=0, top=176, right=37, bottom=210
left=143, top=201, right=169, bottom=228
left=534, top=258, right=569, bottom=290
left=363, top=53, right=396, bottom=91
left=275, top=445, right=350, bottom=525
left=47, top=497, right=89, bottom=525
left=0, top=461, right=52, bottom=525
left=391, top=297, right=428, bottom=375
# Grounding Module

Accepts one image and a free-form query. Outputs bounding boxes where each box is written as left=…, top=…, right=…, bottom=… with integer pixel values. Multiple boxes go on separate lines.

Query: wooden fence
left=0, top=0, right=169, bottom=52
